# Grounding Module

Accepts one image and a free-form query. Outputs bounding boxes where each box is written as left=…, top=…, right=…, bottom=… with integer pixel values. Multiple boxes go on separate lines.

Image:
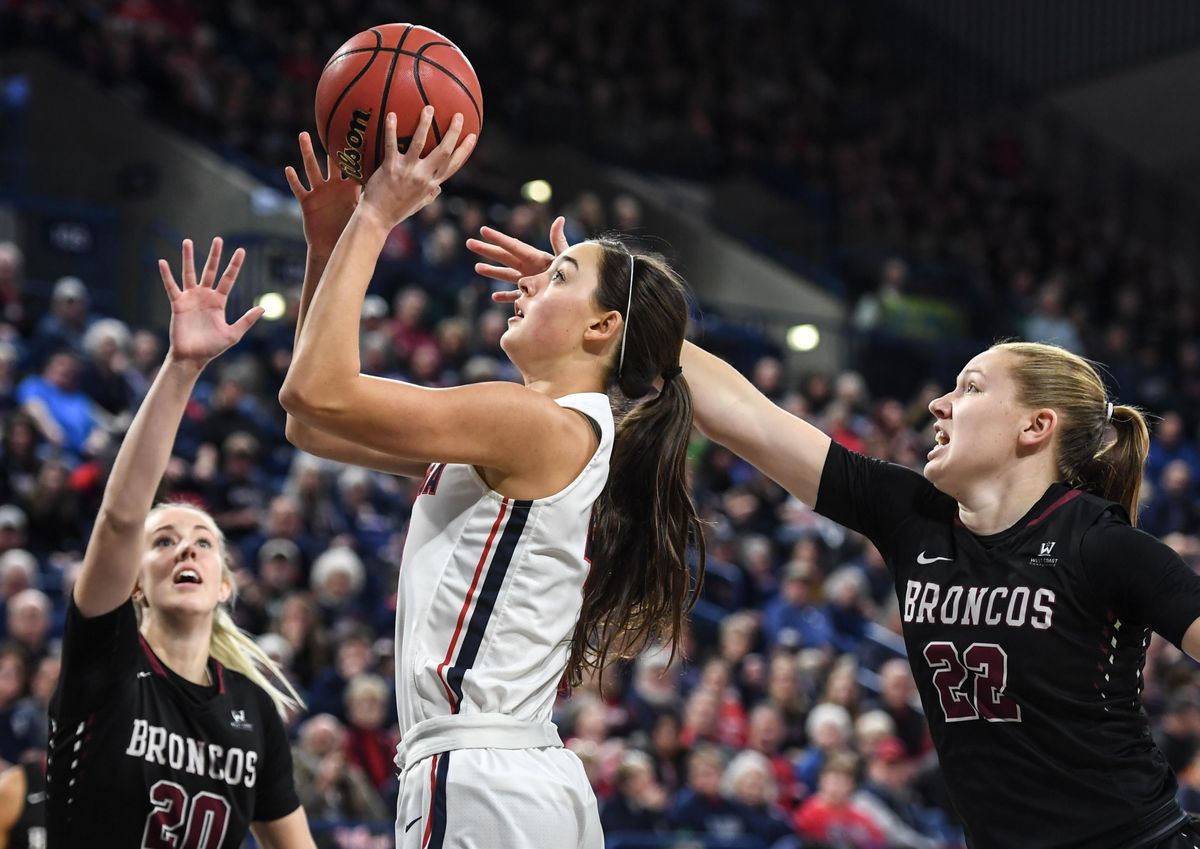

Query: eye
left=196, top=539, right=213, bottom=549
left=550, top=268, right=565, bottom=282
left=965, top=382, right=979, bottom=394
left=153, top=536, right=174, bottom=548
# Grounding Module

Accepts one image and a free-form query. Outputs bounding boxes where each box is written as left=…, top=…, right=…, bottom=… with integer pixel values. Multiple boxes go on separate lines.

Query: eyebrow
left=150, top=524, right=215, bottom=535
left=553, top=256, right=579, bottom=272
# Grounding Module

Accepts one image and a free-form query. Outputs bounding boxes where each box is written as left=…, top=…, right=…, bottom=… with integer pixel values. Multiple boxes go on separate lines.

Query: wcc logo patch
left=1030, top=541, right=1059, bottom=568
left=230, top=709, right=254, bottom=732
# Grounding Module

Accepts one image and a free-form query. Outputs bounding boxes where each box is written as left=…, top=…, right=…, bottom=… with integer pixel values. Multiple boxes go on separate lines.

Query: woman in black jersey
left=472, top=221, right=1200, bottom=849
left=46, top=239, right=316, bottom=849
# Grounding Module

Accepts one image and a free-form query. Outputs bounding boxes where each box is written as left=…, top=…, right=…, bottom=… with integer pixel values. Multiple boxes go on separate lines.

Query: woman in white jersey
left=280, top=108, right=704, bottom=848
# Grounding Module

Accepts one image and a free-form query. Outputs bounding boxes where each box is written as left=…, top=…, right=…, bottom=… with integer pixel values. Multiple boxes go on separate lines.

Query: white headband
left=617, top=254, right=635, bottom=377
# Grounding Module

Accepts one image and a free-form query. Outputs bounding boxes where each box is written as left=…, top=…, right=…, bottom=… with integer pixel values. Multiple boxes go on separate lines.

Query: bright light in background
left=256, top=292, right=286, bottom=320
left=787, top=324, right=820, bottom=352
left=521, top=179, right=553, bottom=204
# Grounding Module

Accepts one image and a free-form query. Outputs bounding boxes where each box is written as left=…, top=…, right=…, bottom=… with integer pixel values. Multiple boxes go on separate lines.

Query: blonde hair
left=145, top=503, right=304, bottom=718
left=992, top=342, right=1151, bottom=524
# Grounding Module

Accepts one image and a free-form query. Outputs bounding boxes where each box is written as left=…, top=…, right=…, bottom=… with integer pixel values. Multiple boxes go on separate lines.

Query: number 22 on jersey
left=923, top=641, right=1022, bottom=723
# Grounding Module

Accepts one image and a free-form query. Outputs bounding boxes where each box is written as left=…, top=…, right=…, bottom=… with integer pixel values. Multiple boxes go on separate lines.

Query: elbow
left=279, top=380, right=350, bottom=427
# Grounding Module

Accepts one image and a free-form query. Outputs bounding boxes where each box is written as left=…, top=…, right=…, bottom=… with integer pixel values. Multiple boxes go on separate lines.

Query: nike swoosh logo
left=405, top=816, right=422, bottom=833
left=916, top=551, right=953, bottom=564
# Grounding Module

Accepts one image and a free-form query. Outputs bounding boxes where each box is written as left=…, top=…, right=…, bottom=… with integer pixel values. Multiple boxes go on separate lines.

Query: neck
left=140, top=613, right=213, bottom=686
left=953, top=461, right=1058, bottom=536
left=523, top=360, right=607, bottom=398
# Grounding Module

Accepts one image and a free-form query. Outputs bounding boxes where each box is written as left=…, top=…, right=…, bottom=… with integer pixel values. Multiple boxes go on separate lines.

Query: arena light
left=256, top=292, right=287, bottom=321
left=521, top=179, right=553, bottom=204
left=787, top=323, right=820, bottom=352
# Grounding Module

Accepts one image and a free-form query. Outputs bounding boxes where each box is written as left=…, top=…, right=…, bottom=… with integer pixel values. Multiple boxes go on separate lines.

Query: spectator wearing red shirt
left=794, top=752, right=886, bottom=848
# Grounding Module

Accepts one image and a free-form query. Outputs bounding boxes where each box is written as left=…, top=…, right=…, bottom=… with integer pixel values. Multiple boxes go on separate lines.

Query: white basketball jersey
left=394, top=392, right=614, bottom=735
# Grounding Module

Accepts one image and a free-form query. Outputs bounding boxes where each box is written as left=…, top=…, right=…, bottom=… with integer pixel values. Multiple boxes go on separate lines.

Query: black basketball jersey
left=46, top=599, right=299, bottom=849
left=10, top=760, right=45, bottom=849
left=816, top=443, right=1200, bottom=849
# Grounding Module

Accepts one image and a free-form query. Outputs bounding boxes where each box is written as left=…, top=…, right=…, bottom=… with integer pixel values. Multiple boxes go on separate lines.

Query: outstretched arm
left=282, top=131, right=428, bottom=477
left=469, top=218, right=832, bottom=506
left=74, top=239, right=263, bottom=618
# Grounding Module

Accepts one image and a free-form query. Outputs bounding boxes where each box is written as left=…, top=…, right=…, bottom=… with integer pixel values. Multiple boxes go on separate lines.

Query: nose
left=928, top=391, right=952, bottom=420
left=517, top=274, right=536, bottom=296
left=175, top=539, right=196, bottom=560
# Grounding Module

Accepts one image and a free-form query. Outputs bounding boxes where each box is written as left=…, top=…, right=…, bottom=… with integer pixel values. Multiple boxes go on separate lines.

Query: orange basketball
left=314, top=23, right=483, bottom=184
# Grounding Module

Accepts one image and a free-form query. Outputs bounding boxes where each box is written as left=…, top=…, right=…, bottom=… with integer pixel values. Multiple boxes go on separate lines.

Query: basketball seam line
left=373, top=26, right=410, bottom=174
left=321, top=46, right=482, bottom=122
left=321, top=29, right=382, bottom=157
left=413, top=42, right=443, bottom=146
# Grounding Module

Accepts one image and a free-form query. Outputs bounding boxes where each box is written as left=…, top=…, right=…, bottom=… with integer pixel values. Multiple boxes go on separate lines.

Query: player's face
left=501, top=242, right=610, bottom=374
left=924, top=349, right=1029, bottom=495
left=139, top=507, right=231, bottom=618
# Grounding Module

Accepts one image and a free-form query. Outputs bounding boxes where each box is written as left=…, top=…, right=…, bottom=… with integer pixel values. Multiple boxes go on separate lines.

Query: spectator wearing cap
left=292, top=713, right=388, bottom=822
left=667, top=745, right=755, bottom=840
left=256, top=538, right=304, bottom=609
left=794, top=752, right=887, bottom=849
left=29, top=276, right=95, bottom=367
left=854, top=737, right=946, bottom=849
left=721, top=750, right=794, bottom=846
left=762, top=558, right=833, bottom=652
left=16, top=351, right=106, bottom=463
left=601, top=749, right=670, bottom=835
left=0, top=511, right=29, bottom=562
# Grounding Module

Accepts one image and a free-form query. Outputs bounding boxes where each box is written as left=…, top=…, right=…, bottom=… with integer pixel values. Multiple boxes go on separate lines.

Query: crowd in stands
left=7, top=2, right=1200, bottom=848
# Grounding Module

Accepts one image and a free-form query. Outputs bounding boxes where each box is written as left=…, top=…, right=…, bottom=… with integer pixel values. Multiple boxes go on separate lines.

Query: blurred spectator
left=29, top=277, right=94, bottom=367
left=1141, top=459, right=1200, bottom=538
left=0, top=644, right=26, bottom=765
left=10, top=653, right=58, bottom=760
left=854, top=737, right=945, bottom=849
left=796, top=702, right=854, bottom=794
left=308, top=627, right=373, bottom=721
left=721, top=751, right=793, bottom=846
left=871, top=659, right=932, bottom=760
left=80, top=318, right=134, bottom=424
left=207, top=432, right=270, bottom=540
left=601, top=749, right=670, bottom=835
left=794, top=752, right=887, bottom=849
left=763, top=559, right=833, bottom=652
left=0, top=243, right=25, bottom=328
left=6, top=589, right=51, bottom=667
left=292, top=713, right=388, bottom=822
left=667, top=745, right=754, bottom=839
left=342, top=673, right=397, bottom=799
left=16, top=352, right=106, bottom=463
left=310, top=546, right=366, bottom=626
left=1146, top=412, right=1200, bottom=494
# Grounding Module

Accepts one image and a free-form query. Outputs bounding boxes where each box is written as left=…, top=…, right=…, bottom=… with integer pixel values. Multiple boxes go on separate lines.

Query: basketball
left=315, top=23, right=483, bottom=184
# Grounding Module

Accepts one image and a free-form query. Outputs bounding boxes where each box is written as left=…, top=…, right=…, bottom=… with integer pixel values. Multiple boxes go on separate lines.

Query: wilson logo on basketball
left=336, top=108, right=372, bottom=181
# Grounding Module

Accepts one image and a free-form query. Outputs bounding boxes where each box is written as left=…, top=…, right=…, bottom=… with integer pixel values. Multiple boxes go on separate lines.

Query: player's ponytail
left=994, top=342, right=1151, bottom=525
left=146, top=503, right=304, bottom=718
left=566, top=239, right=705, bottom=686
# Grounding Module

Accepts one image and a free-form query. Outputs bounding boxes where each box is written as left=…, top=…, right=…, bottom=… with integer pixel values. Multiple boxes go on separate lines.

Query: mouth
left=173, top=567, right=202, bottom=586
left=511, top=303, right=525, bottom=321
left=927, top=425, right=949, bottom=461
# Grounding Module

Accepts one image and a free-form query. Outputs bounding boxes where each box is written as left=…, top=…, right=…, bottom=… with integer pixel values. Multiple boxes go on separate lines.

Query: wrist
left=162, top=353, right=207, bottom=379
left=353, top=202, right=396, bottom=236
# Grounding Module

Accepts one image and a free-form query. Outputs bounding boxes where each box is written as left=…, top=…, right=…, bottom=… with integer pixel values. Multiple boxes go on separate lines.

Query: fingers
left=158, top=259, right=181, bottom=301
left=465, top=237, right=519, bottom=266
left=491, top=287, right=521, bottom=301
left=441, top=131, right=477, bottom=183
left=199, top=237, right=223, bottom=289
left=427, top=113, right=464, bottom=174
left=404, top=106, right=436, bottom=161
left=475, top=262, right=522, bottom=284
left=299, top=132, right=325, bottom=188
left=478, top=226, right=548, bottom=263
left=181, top=239, right=196, bottom=289
left=284, top=165, right=307, bottom=200
left=230, top=305, right=266, bottom=339
left=549, top=216, right=569, bottom=255
left=215, top=247, right=247, bottom=295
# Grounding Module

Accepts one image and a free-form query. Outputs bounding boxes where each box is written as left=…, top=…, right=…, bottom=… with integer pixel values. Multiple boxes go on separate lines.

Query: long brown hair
left=565, top=239, right=706, bottom=685
left=993, top=342, right=1151, bottom=524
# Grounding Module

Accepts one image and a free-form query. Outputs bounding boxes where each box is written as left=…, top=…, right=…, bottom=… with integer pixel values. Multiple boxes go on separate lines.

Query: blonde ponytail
left=211, top=606, right=305, bottom=719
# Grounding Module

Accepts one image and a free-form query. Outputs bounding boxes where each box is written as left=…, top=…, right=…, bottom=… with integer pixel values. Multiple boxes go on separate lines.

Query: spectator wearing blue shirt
left=1146, top=411, right=1200, bottom=495
left=16, top=351, right=104, bottom=463
left=762, top=559, right=833, bottom=651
